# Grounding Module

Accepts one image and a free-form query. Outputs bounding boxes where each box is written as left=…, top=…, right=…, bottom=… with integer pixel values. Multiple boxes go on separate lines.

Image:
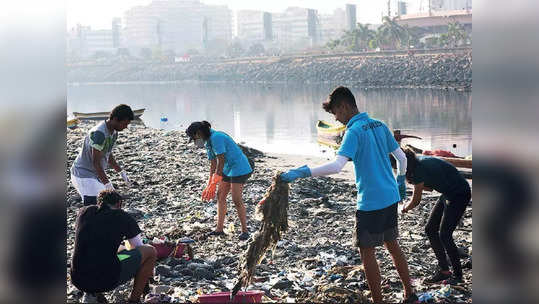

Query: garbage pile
left=66, top=121, right=472, bottom=303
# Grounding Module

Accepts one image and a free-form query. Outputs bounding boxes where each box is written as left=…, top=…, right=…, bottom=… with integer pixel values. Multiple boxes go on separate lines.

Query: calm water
left=67, top=83, right=472, bottom=157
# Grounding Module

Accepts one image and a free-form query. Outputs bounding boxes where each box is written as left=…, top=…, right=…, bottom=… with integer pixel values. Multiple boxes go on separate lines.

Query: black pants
left=425, top=191, right=470, bottom=278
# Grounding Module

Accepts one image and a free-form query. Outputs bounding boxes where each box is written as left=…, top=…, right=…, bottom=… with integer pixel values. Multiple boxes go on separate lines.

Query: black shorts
left=354, top=203, right=399, bottom=248
left=222, top=173, right=251, bottom=184
left=116, top=249, right=141, bottom=286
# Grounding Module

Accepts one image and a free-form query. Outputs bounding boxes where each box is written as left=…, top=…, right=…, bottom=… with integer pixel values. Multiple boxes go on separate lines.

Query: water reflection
left=67, top=83, right=471, bottom=157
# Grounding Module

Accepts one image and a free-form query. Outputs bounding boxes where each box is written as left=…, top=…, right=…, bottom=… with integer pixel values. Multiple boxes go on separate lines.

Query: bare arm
left=402, top=182, right=424, bottom=213
left=108, top=153, right=122, bottom=172
left=209, top=159, right=217, bottom=176
left=215, top=154, right=225, bottom=176
left=92, top=148, right=109, bottom=184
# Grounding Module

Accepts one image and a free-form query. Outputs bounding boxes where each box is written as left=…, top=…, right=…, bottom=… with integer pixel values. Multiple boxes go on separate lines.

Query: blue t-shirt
left=205, top=129, right=252, bottom=177
left=337, top=112, right=400, bottom=211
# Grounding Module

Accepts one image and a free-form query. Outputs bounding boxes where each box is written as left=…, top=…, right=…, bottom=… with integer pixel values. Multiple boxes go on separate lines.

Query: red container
left=198, top=291, right=264, bottom=304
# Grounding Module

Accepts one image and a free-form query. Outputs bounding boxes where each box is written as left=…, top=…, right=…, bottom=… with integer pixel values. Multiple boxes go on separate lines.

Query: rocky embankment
left=68, top=52, right=472, bottom=90
left=66, top=121, right=472, bottom=303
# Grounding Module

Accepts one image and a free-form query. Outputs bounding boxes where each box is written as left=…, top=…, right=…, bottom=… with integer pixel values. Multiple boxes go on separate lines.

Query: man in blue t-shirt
left=280, top=86, right=417, bottom=304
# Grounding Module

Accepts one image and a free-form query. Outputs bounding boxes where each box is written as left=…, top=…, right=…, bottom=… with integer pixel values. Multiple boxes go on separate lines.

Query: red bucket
left=198, top=291, right=264, bottom=304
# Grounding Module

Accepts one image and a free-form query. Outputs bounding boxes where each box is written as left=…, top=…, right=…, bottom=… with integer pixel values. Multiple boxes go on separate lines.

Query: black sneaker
left=402, top=293, right=418, bottom=304
left=208, top=230, right=225, bottom=237
left=238, top=232, right=250, bottom=241
left=424, top=270, right=452, bottom=284
left=443, top=275, right=463, bottom=285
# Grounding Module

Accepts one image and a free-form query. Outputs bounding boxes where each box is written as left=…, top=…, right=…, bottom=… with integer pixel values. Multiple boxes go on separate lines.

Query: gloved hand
left=104, top=182, right=115, bottom=191
left=201, top=175, right=212, bottom=200
left=202, top=174, right=223, bottom=202
left=280, top=165, right=311, bottom=183
left=120, top=170, right=132, bottom=187
left=397, top=175, right=406, bottom=201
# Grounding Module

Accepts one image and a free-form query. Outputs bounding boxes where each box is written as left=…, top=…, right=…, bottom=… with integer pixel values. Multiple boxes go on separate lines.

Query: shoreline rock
left=68, top=52, right=472, bottom=90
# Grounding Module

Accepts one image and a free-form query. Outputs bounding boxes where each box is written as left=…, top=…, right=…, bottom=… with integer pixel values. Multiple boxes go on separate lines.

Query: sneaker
left=208, top=230, right=225, bottom=237
left=443, top=275, right=463, bottom=285
left=238, top=232, right=250, bottom=241
left=81, top=293, right=97, bottom=303
left=402, top=293, right=418, bottom=304
left=424, top=270, right=452, bottom=284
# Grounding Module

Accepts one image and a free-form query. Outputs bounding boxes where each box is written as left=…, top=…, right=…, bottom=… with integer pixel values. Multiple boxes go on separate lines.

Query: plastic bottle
left=159, top=116, right=169, bottom=130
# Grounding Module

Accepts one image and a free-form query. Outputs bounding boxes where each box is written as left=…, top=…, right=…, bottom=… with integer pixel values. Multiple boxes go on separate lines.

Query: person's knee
left=359, top=246, right=375, bottom=257
left=439, top=230, right=453, bottom=246
left=83, top=196, right=97, bottom=206
left=138, top=245, right=157, bottom=261
left=232, top=197, right=244, bottom=207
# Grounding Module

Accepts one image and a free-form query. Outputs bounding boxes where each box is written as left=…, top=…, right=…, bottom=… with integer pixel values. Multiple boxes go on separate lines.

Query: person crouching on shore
left=400, top=148, right=471, bottom=285
left=186, top=121, right=253, bottom=241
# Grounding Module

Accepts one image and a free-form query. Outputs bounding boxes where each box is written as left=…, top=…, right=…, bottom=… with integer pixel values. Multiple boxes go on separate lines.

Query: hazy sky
left=67, top=0, right=422, bottom=30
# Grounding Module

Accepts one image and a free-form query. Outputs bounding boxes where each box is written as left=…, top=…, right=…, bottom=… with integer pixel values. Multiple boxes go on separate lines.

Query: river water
left=67, top=82, right=471, bottom=157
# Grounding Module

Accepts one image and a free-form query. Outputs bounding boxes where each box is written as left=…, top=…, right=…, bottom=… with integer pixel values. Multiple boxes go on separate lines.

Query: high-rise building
left=203, top=5, right=233, bottom=43
left=237, top=10, right=273, bottom=42
left=319, top=8, right=346, bottom=45
left=398, top=1, right=408, bottom=16
left=273, top=7, right=319, bottom=50
left=123, top=0, right=232, bottom=54
left=345, top=4, right=357, bottom=31
left=67, top=25, right=116, bottom=58
left=112, top=18, right=121, bottom=48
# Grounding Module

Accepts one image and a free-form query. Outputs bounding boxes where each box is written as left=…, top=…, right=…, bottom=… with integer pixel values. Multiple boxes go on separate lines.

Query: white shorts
left=70, top=174, right=106, bottom=197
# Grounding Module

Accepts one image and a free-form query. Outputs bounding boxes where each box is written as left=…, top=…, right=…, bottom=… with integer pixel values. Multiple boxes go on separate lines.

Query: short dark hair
left=97, top=189, right=122, bottom=208
left=185, top=121, right=212, bottom=141
left=110, top=104, right=134, bottom=121
left=322, top=86, right=357, bottom=113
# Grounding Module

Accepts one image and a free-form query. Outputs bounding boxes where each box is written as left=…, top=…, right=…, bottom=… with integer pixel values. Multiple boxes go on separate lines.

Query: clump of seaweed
left=231, top=172, right=289, bottom=298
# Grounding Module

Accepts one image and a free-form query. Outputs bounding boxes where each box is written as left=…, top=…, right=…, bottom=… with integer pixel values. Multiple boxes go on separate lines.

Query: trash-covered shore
left=66, top=122, right=472, bottom=303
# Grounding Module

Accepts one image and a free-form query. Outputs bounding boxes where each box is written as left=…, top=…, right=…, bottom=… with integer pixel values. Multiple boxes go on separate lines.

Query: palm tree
left=447, top=22, right=467, bottom=47
left=379, top=16, right=407, bottom=50
left=356, top=23, right=376, bottom=51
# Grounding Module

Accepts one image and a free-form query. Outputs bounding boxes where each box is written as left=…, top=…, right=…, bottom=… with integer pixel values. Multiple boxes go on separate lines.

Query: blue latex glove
left=280, top=165, right=312, bottom=183
left=397, top=175, right=406, bottom=201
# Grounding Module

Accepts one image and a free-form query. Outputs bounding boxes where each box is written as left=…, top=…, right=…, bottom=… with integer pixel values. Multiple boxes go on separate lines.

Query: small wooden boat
left=67, top=118, right=80, bottom=129
left=73, top=108, right=145, bottom=120
left=316, top=120, right=346, bottom=149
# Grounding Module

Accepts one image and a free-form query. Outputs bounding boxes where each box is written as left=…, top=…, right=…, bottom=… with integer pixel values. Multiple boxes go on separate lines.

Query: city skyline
left=67, top=0, right=422, bottom=31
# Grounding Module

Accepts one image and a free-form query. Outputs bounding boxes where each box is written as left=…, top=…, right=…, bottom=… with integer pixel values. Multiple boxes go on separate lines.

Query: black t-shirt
left=412, top=156, right=470, bottom=200
left=70, top=205, right=141, bottom=293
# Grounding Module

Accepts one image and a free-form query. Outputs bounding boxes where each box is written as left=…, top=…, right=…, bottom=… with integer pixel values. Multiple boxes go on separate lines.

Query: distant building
left=203, top=5, right=233, bottom=44
left=398, top=1, right=407, bottom=16
left=112, top=18, right=121, bottom=48
left=431, top=0, right=472, bottom=11
left=67, top=25, right=115, bottom=58
left=237, top=10, right=273, bottom=42
left=345, top=4, right=357, bottom=31
left=319, top=8, right=346, bottom=45
left=123, top=0, right=232, bottom=55
left=273, top=7, right=319, bottom=51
